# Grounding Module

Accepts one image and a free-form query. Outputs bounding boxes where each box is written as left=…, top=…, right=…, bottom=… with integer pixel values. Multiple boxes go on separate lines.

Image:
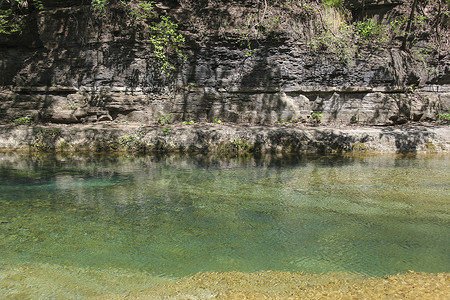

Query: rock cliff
left=0, top=0, right=449, bottom=127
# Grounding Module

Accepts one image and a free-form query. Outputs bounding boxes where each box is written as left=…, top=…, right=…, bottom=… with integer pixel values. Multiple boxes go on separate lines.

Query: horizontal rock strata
left=1, top=1, right=449, bottom=127
left=2, top=86, right=449, bottom=126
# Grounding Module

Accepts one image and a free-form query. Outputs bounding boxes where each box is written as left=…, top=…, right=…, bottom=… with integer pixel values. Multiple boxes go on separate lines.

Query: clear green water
left=0, top=153, right=449, bottom=280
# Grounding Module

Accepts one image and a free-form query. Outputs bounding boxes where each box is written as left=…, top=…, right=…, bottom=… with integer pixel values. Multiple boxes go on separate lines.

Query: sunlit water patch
left=0, top=153, right=449, bottom=298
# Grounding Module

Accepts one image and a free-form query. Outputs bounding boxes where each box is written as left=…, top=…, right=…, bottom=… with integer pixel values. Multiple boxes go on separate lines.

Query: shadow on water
left=0, top=151, right=445, bottom=178
left=0, top=151, right=407, bottom=173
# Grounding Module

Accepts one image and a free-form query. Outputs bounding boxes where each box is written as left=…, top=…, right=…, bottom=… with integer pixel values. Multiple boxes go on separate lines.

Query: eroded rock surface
left=1, top=1, right=449, bottom=127
left=1, top=124, right=448, bottom=153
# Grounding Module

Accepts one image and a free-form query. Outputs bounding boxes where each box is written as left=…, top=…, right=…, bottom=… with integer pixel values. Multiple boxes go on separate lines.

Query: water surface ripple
left=0, top=153, right=449, bottom=280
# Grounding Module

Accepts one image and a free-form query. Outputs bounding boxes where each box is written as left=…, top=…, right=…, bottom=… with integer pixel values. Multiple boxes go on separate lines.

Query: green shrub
left=233, top=138, right=251, bottom=152
left=32, top=128, right=62, bottom=151
left=311, top=112, right=323, bottom=120
left=1, top=0, right=44, bottom=35
left=89, top=0, right=185, bottom=73
left=119, top=129, right=146, bottom=150
left=355, top=19, right=383, bottom=41
left=14, top=117, right=31, bottom=125
left=91, top=0, right=108, bottom=12
left=59, top=141, right=70, bottom=150
left=30, top=0, right=44, bottom=10
left=126, top=0, right=155, bottom=19
left=157, top=111, right=173, bottom=126
left=437, top=112, right=450, bottom=123
left=321, top=0, right=343, bottom=9
left=162, top=126, right=172, bottom=135
left=309, top=22, right=355, bottom=63
left=311, top=112, right=323, bottom=123
left=352, top=142, right=368, bottom=152
left=277, top=118, right=298, bottom=126
left=149, top=16, right=187, bottom=72
left=0, top=8, right=21, bottom=34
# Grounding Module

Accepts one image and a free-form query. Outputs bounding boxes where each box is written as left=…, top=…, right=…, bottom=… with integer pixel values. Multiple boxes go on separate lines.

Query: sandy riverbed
left=2, top=262, right=448, bottom=299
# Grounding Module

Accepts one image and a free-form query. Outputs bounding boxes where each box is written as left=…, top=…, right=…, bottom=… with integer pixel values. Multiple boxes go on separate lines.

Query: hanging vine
left=91, top=0, right=186, bottom=72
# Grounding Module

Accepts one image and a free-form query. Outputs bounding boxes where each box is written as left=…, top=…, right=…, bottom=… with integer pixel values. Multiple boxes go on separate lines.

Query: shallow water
left=0, top=153, right=449, bottom=297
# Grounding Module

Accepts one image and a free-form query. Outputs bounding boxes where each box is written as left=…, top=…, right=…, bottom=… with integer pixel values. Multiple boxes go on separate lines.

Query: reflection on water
left=0, top=152, right=449, bottom=296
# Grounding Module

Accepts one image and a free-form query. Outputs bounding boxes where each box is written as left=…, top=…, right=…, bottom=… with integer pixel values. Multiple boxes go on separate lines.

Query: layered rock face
left=1, top=0, right=449, bottom=126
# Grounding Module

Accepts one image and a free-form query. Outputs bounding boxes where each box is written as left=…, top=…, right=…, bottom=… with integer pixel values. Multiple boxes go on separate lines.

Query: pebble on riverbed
left=1, top=262, right=448, bottom=299
left=113, top=270, right=449, bottom=299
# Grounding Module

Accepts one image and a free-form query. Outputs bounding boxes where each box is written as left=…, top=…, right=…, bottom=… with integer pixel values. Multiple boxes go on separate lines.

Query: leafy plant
left=91, top=0, right=108, bottom=12
left=277, top=118, right=298, bottom=126
left=14, top=116, right=31, bottom=125
left=416, top=15, right=428, bottom=25
left=32, top=128, right=62, bottom=151
left=33, top=0, right=44, bottom=10
left=214, top=117, right=222, bottom=124
left=437, top=112, right=450, bottom=123
left=415, top=48, right=433, bottom=62
left=390, top=17, right=408, bottom=36
left=124, top=0, right=155, bottom=19
left=67, top=98, right=79, bottom=111
left=239, top=38, right=256, bottom=57
left=321, top=0, right=343, bottom=9
left=1, top=0, right=44, bottom=35
left=157, top=111, right=173, bottom=126
left=162, top=126, right=172, bottom=135
left=355, top=18, right=383, bottom=41
left=149, top=15, right=187, bottom=72
left=233, top=138, right=251, bottom=152
left=352, top=142, right=368, bottom=152
left=59, top=141, right=70, bottom=150
left=245, top=48, right=257, bottom=57
left=0, top=8, right=21, bottom=34
left=88, top=0, right=185, bottom=73
left=119, top=129, right=146, bottom=150
left=311, top=112, right=323, bottom=123
left=407, top=84, right=418, bottom=94
left=234, top=3, right=283, bottom=59
left=182, top=120, right=195, bottom=125
left=310, top=22, right=355, bottom=63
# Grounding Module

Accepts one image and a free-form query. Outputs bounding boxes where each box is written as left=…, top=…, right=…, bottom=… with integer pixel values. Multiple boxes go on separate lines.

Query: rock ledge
left=1, top=124, right=448, bottom=154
